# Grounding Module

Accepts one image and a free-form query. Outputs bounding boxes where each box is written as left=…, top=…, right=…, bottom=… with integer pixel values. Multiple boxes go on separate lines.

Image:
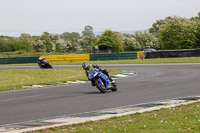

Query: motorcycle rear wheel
left=110, top=83, right=117, bottom=91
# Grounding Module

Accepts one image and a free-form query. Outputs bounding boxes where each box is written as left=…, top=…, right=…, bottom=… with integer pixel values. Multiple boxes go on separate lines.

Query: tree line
left=0, top=12, right=200, bottom=53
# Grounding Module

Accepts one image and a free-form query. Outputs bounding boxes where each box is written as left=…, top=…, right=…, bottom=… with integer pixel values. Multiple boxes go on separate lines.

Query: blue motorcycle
left=88, top=68, right=117, bottom=93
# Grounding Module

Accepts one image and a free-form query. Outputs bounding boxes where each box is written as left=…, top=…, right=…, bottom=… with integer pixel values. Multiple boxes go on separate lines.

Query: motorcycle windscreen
left=88, top=69, right=98, bottom=80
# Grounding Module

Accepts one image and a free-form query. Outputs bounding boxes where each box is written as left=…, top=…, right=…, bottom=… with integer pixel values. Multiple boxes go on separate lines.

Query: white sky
left=0, top=0, right=199, bottom=36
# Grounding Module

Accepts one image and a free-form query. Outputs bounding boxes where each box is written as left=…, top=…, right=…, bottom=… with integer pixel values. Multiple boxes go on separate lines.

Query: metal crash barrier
left=41, top=54, right=90, bottom=63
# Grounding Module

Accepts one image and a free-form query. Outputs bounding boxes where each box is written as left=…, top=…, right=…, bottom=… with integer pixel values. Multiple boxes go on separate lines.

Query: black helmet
left=82, top=62, right=89, bottom=70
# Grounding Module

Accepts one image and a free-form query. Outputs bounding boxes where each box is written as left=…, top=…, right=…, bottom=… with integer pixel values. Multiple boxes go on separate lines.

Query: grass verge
left=29, top=101, right=200, bottom=133
left=0, top=68, right=121, bottom=92
left=1, top=57, right=200, bottom=67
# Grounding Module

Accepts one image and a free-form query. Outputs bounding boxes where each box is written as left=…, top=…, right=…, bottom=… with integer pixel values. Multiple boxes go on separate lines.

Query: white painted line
left=0, top=128, right=6, bottom=132
left=21, top=86, right=32, bottom=88
left=32, top=85, right=45, bottom=88
left=42, top=117, right=72, bottom=123
left=60, top=83, right=69, bottom=85
left=159, top=100, right=186, bottom=105
left=115, top=74, right=129, bottom=77
left=75, top=80, right=88, bottom=83
left=67, top=81, right=78, bottom=84
left=122, top=73, right=134, bottom=75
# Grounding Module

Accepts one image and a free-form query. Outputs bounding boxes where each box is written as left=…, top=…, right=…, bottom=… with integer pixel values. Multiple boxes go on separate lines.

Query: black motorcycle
left=38, top=59, right=53, bottom=69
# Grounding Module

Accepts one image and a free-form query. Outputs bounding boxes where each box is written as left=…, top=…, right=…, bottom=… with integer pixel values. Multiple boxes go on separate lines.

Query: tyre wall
left=145, top=49, right=200, bottom=59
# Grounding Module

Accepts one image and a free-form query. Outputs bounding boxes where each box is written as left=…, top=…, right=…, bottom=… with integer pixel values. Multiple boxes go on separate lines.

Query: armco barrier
left=145, top=49, right=200, bottom=59
left=90, top=52, right=137, bottom=61
left=41, top=54, right=90, bottom=62
left=0, top=56, right=39, bottom=64
left=137, top=51, right=144, bottom=59
left=0, top=52, right=137, bottom=64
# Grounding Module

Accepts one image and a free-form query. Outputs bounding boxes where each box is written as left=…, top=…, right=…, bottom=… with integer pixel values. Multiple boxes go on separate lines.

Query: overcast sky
left=0, top=0, right=199, bottom=36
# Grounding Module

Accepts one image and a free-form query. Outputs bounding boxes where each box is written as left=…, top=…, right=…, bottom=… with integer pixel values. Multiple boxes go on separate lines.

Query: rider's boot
left=109, top=77, right=115, bottom=84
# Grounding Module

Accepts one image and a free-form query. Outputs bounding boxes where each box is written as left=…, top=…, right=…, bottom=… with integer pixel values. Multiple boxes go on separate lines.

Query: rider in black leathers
left=38, top=57, right=53, bottom=69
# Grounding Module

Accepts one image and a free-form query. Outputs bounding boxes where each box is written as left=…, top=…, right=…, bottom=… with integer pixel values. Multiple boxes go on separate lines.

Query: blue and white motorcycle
left=88, top=68, right=117, bottom=93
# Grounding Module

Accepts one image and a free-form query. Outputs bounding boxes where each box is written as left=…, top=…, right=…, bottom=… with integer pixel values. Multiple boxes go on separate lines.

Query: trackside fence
left=145, top=49, right=200, bottom=59
left=90, top=52, right=137, bottom=61
left=41, top=54, right=90, bottom=63
left=0, top=56, right=39, bottom=64
left=0, top=52, right=139, bottom=64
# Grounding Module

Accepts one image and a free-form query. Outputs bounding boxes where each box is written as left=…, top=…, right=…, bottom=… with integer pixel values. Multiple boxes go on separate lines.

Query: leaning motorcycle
left=39, top=59, right=53, bottom=69
left=88, top=68, right=117, bottom=93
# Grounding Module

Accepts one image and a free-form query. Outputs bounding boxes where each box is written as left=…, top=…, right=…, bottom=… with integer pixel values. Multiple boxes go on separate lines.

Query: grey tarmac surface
left=0, top=63, right=200, bottom=126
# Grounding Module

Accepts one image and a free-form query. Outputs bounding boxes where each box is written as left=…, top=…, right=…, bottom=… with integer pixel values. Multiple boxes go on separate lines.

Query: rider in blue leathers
left=82, top=62, right=115, bottom=86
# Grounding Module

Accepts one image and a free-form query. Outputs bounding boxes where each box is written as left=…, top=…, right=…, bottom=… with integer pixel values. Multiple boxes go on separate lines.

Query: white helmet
left=39, top=57, right=42, bottom=60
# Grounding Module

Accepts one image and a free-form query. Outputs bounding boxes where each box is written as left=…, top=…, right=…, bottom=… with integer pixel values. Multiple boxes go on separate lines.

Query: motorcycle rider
left=38, top=57, right=44, bottom=64
left=37, top=57, right=52, bottom=69
left=82, top=61, right=115, bottom=86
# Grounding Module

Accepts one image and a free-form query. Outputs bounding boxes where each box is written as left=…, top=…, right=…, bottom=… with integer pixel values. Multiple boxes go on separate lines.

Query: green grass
left=29, top=102, right=200, bottom=133
left=0, top=68, right=121, bottom=91
left=1, top=57, right=200, bottom=67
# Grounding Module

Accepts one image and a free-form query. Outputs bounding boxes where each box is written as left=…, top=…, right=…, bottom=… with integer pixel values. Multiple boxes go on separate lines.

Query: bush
left=159, top=17, right=197, bottom=49
left=0, top=38, right=33, bottom=52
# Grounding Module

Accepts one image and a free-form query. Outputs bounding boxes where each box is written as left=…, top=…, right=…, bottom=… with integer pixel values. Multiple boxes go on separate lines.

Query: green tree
left=95, top=30, right=123, bottom=53
left=14, top=39, right=33, bottom=52
left=190, top=12, right=200, bottom=21
left=19, top=33, right=32, bottom=41
left=60, top=32, right=80, bottom=42
left=134, top=32, right=146, bottom=49
left=41, top=32, right=65, bottom=52
left=82, top=25, right=94, bottom=37
left=57, top=41, right=75, bottom=52
left=150, top=13, right=200, bottom=50
left=0, top=37, right=33, bottom=52
left=60, top=32, right=80, bottom=52
left=32, top=39, right=46, bottom=52
left=143, top=33, right=160, bottom=49
left=118, top=33, right=140, bottom=51
left=40, top=32, right=55, bottom=52
left=149, top=19, right=166, bottom=37
left=0, top=38, right=12, bottom=52
left=159, top=16, right=197, bottom=49
left=78, top=36, right=97, bottom=53
left=196, top=21, right=200, bottom=48
left=191, top=12, right=200, bottom=48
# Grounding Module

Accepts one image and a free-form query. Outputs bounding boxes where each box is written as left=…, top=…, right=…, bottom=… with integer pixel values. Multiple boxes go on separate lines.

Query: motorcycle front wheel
left=47, top=64, right=53, bottom=69
left=95, top=80, right=107, bottom=93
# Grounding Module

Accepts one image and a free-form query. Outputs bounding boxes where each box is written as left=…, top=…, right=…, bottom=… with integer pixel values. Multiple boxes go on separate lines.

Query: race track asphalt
left=0, top=64, right=200, bottom=125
